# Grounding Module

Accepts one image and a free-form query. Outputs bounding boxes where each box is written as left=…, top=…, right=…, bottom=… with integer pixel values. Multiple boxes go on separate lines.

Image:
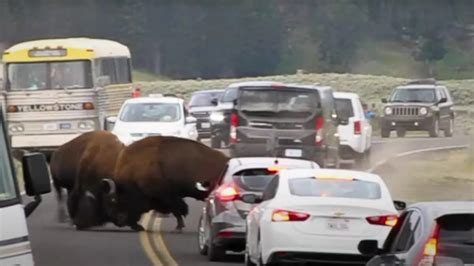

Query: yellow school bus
left=0, top=38, right=133, bottom=156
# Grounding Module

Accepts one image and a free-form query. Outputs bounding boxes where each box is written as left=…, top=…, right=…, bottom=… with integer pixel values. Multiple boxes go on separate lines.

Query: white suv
left=334, top=92, right=372, bottom=165
left=108, top=95, right=198, bottom=144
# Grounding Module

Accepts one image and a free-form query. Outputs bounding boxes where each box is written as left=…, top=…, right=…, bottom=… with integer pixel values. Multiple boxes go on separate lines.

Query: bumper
left=196, top=119, right=212, bottom=138
left=230, top=143, right=323, bottom=161
left=211, top=210, right=246, bottom=251
left=380, top=116, right=434, bottom=130
left=11, top=133, right=82, bottom=149
left=339, top=135, right=364, bottom=156
left=261, top=223, right=384, bottom=264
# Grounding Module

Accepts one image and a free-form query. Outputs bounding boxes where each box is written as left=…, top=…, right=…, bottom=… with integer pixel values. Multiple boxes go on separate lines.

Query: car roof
left=192, top=89, right=224, bottom=94
left=124, top=96, right=184, bottom=104
left=409, top=201, right=474, bottom=219
left=279, top=168, right=384, bottom=183
left=227, top=157, right=318, bottom=174
left=396, top=85, right=439, bottom=90
left=226, top=81, right=331, bottom=92
left=334, top=92, right=359, bottom=99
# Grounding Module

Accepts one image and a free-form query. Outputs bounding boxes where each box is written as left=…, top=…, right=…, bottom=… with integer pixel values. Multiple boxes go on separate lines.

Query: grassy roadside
left=374, top=148, right=474, bottom=203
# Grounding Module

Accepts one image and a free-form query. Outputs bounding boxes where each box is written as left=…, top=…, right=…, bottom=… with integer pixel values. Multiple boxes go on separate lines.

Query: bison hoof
left=131, top=224, right=145, bottom=232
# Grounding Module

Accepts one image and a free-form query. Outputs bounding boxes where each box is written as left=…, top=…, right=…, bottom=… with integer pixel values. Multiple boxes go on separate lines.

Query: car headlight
left=210, top=112, right=225, bottom=122
left=8, top=124, right=24, bottom=133
left=78, top=120, right=95, bottom=129
left=384, top=107, right=392, bottom=115
left=419, top=107, right=428, bottom=115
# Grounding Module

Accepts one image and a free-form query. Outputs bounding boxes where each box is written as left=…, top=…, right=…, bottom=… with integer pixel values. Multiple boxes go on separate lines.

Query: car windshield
left=231, top=168, right=277, bottom=192
left=189, top=93, right=221, bottom=107
left=437, top=214, right=474, bottom=263
left=289, top=178, right=381, bottom=199
left=119, top=102, right=182, bottom=122
left=0, top=119, right=17, bottom=202
left=239, top=88, right=320, bottom=117
left=390, top=88, right=437, bottom=103
left=7, top=60, right=93, bottom=91
left=335, top=98, right=354, bottom=120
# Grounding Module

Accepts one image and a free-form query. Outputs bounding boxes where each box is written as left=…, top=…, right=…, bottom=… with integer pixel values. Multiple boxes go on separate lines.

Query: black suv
left=227, top=82, right=340, bottom=167
left=380, top=80, right=454, bottom=138
left=188, top=89, right=224, bottom=139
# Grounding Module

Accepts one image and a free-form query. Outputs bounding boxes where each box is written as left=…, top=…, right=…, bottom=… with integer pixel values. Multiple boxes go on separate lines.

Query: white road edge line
left=366, top=144, right=469, bottom=173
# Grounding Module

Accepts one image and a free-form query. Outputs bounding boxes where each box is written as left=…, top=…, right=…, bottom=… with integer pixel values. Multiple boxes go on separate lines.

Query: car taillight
left=418, top=224, right=440, bottom=266
left=366, top=215, right=398, bottom=227
left=354, top=120, right=361, bottom=135
left=229, top=112, right=238, bottom=144
left=315, top=116, right=324, bottom=145
left=272, top=209, right=310, bottom=222
left=216, top=182, right=239, bottom=201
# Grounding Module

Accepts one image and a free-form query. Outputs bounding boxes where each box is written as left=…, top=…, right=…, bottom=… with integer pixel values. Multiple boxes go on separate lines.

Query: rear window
left=231, top=169, right=277, bottom=192
left=335, top=98, right=354, bottom=119
left=289, top=178, right=381, bottom=199
left=239, top=88, right=320, bottom=118
left=437, top=214, right=474, bottom=263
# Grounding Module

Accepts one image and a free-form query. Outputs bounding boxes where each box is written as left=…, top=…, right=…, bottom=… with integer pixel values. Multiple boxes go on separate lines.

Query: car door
left=247, top=175, right=279, bottom=260
left=437, top=87, right=451, bottom=127
left=368, top=210, right=423, bottom=265
left=354, top=98, right=372, bottom=151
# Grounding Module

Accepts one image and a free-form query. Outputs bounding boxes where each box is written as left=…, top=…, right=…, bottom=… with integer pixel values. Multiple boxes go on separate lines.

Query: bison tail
left=52, top=177, right=64, bottom=201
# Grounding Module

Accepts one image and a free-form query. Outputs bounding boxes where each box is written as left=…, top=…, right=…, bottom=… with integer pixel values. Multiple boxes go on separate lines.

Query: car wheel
left=207, top=227, right=225, bottom=261
left=210, top=137, right=221, bottom=149
left=381, top=128, right=390, bottom=138
left=197, top=215, right=208, bottom=255
left=429, top=118, right=440, bottom=138
left=444, top=118, right=454, bottom=137
left=396, top=128, right=406, bottom=137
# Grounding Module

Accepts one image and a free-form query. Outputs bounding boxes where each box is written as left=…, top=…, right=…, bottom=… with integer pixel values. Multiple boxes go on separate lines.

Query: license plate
left=43, top=123, right=57, bottom=131
left=327, top=219, right=349, bottom=231
left=201, top=122, right=210, bottom=129
left=59, top=123, right=71, bottom=129
left=285, top=149, right=302, bottom=157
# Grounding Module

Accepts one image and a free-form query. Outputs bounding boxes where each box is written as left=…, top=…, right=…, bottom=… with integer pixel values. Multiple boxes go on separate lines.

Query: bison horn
left=195, top=182, right=209, bottom=192
left=102, top=179, right=116, bottom=195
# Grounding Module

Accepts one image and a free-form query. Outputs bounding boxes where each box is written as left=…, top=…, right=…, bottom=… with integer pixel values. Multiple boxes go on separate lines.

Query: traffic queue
left=44, top=80, right=473, bottom=266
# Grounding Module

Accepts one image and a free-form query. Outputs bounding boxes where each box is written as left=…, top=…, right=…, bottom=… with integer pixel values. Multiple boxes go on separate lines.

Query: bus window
left=95, top=57, right=131, bottom=84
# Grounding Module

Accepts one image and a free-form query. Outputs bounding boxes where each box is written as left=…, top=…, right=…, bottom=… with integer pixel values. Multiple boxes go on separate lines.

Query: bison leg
left=171, top=198, right=189, bottom=232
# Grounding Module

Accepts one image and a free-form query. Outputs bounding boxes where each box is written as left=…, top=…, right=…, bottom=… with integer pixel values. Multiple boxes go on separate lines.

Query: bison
left=50, top=131, right=125, bottom=229
left=101, top=136, right=230, bottom=231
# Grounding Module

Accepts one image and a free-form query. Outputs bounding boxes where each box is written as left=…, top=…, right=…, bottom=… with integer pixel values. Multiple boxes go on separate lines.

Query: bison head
left=101, top=178, right=149, bottom=228
left=69, top=187, right=108, bottom=230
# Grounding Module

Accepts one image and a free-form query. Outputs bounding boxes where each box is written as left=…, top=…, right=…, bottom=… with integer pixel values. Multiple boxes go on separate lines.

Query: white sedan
left=109, top=96, right=198, bottom=144
left=244, top=169, right=402, bottom=265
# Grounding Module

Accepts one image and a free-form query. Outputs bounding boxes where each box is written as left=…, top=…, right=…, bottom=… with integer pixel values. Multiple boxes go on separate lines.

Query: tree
left=413, top=35, right=447, bottom=77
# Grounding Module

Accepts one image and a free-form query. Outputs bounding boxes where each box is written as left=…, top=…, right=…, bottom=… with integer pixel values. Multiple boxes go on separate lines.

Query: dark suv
left=228, top=82, right=340, bottom=167
left=188, top=89, right=224, bottom=139
left=380, top=80, right=454, bottom=138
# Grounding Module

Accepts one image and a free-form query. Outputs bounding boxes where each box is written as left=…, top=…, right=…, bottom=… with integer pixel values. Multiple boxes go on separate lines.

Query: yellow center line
left=151, top=216, right=179, bottom=266
left=139, top=212, right=163, bottom=266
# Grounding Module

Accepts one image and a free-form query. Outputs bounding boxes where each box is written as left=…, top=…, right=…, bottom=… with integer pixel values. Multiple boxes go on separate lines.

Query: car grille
left=191, top=112, right=210, bottom=118
left=392, top=106, right=420, bottom=116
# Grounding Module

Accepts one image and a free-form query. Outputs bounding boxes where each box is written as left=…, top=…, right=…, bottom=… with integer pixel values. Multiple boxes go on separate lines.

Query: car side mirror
left=105, top=116, right=117, bottom=131
left=381, top=98, right=387, bottom=103
left=240, top=193, right=263, bottom=204
left=438, top=97, right=447, bottom=104
left=393, top=200, right=407, bottom=211
left=96, top=75, right=111, bottom=87
left=211, top=98, right=218, bottom=106
left=22, top=152, right=52, bottom=217
left=186, top=116, right=197, bottom=124
left=358, top=240, right=380, bottom=256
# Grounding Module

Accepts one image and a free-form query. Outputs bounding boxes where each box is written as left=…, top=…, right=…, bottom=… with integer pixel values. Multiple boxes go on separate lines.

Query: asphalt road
left=27, top=135, right=470, bottom=266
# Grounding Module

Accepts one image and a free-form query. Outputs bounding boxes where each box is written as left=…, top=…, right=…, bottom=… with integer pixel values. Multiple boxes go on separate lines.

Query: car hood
left=384, top=102, right=435, bottom=107
left=189, top=106, right=219, bottom=113
left=113, top=121, right=184, bottom=135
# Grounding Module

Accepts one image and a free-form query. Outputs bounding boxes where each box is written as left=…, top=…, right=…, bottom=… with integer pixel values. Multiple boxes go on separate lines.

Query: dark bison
left=101, top=136, right=229, bottom=231
left=50, top=131, right=125, bottom=229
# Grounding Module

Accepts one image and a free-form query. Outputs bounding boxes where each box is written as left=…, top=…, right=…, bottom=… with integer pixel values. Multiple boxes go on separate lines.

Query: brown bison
left=101, top=136, right=229, bottom=231
left=50, top=131, right=125, bottom=229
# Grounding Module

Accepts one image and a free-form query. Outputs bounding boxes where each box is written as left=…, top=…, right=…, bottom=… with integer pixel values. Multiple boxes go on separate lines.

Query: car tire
left=444, top=118, right=454, bottom=137
left=381, top=128, right=390, bottom=138
left=207, top=228, right=225, bottom=261
left=396, top=129, right=406, bottom=137
left=210, top=137, right=221, bottom=149
left=429, top=118, right=440, bottom=138
left=197, top=215, right=208, bottom=255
